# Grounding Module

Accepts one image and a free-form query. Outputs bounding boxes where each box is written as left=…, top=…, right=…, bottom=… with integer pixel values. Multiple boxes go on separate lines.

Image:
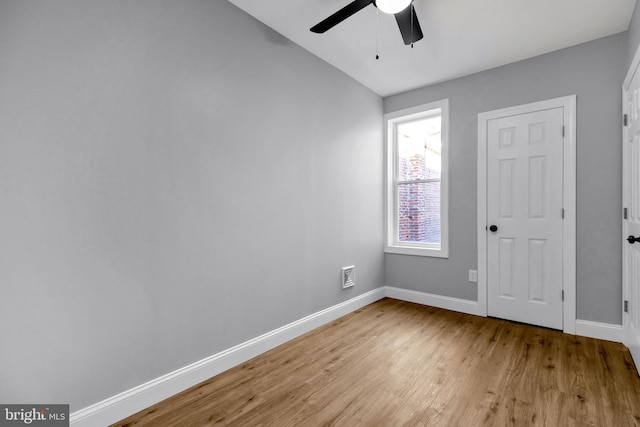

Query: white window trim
left=384, top=99, right=449, bottom=258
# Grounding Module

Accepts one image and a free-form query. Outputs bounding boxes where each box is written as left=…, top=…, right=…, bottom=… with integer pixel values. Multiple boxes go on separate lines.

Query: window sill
left=384, top=244, right=449, bottom=258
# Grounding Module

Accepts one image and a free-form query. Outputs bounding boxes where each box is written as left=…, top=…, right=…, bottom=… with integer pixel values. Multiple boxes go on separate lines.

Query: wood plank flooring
left=113, top=298, right=640, bottom=426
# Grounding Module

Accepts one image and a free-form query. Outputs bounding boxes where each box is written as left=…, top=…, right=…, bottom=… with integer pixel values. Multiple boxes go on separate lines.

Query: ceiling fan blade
left=395, top=4, right=423, bottom=45
left=310, top=0, right=374, bottom=33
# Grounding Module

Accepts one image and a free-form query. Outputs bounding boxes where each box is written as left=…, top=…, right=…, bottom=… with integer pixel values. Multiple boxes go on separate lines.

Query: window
left=384, top=99, right=449, bottom=257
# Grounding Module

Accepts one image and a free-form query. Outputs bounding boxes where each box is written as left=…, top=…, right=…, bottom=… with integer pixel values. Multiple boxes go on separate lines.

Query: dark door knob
left=489, top=225, right=498, bottom=232
left=628, top=235, right=639, bottom=244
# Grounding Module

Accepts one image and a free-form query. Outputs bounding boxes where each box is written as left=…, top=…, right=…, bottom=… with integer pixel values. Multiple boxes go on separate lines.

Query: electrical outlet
left=468, top=269, right=478, bottom=283
left=341, top=266, right=355, bottom=289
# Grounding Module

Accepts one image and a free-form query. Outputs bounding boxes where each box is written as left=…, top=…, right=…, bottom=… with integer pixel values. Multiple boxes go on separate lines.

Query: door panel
left=498, top=238, right=515, bottom=298
left=487, top=108, right=564, bottom=330
left=528, top=156, right=547, bottom=218
left=499, top=159, right=515, bottom=218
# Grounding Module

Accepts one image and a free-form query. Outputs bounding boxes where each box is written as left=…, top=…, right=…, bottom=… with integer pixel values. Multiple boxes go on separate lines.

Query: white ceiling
left=229, top=0, right=637, bottom=97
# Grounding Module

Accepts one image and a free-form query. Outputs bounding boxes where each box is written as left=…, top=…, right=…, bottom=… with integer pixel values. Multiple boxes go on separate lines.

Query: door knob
left=628, top=235, right=640, bottom=244
left=489, top=225, right=498, bottom=232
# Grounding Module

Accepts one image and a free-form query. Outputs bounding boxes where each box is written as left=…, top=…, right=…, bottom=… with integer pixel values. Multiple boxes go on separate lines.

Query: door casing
left=477, top=96, right=577, bottom=334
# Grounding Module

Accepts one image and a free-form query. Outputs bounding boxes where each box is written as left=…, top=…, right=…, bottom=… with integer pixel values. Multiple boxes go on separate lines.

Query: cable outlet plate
left=468, top=269, right=478, bottom=283
left=341, top=266, right=355, bottom=289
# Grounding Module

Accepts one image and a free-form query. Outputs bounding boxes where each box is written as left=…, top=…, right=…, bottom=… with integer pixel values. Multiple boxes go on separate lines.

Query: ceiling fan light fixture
left=376, top=0, right=411, bottom=15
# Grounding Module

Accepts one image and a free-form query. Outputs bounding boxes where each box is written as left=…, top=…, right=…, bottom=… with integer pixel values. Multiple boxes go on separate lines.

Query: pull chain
left=410, top=2, right=414, bottom=48
left=376, top=7, right=380, bottom=59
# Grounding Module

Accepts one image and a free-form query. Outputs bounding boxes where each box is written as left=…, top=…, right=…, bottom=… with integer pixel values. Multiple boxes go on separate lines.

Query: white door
left=486, top=107, right=564, bottom=330
left=623, top=53, right=640, bottom=369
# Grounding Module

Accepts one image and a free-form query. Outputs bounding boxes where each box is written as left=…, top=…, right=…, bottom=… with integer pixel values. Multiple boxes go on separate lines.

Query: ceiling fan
left=310, top=0, right=423, bottom=46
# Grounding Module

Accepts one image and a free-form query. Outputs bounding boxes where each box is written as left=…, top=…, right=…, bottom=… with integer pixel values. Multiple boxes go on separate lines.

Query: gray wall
left=628, top=1, right=640, bottom=67
left=0, top=0, right=383, bottom=410
left=384, top=33, right=627, bottom=325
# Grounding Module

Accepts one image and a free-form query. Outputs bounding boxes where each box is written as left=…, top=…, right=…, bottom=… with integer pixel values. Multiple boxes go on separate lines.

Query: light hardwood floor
left=113, top=298, right=640, bottom=426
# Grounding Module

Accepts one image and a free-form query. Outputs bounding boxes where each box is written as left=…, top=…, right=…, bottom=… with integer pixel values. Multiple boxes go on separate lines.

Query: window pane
left=397, top=181, right=441, bottom=244
left=397, top=115, right=441, bottom=181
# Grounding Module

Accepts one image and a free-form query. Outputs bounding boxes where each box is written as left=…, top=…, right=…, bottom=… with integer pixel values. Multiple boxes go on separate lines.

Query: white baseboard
left=384, top=286, right=483, bottom=316
left=575, top=319, right=623, bottom=343
left=385, top=286, right=625, bottom=344
left=70, top=287, right=386, bottom=427
left=624, top=327, right=640, bottom=373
